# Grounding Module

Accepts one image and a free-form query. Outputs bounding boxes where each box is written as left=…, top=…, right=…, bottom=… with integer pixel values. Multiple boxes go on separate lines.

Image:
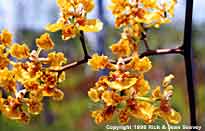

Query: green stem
left=166, top=120, right=171, bottom=131
left=135, top=96, right=154, bottom=103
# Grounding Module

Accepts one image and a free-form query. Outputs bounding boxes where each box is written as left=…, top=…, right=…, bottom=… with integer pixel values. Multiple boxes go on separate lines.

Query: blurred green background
left=0, top=0, right=204, bottom=131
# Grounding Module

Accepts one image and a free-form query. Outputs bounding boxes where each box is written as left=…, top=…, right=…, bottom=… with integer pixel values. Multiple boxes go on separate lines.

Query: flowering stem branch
left=51, top=45, right=183, bottom=73
left=50, top=31, right=91, bottom=73
left=141, top=32, right=151, bottom=51
left=142, top=38, right=150, bottom=51
left=55, top=59, right=88, bottom=72
left=140, top=46, right=183, bottom=58
left=109, top=46, right=183, bottom=64
left=80, top=31, right=90, bottom=59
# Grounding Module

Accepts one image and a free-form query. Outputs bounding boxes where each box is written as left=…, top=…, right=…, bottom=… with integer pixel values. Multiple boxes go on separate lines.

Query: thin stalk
left=80, top=31, right=89, bottom=58
left=182, top=0, right=197, bottom=128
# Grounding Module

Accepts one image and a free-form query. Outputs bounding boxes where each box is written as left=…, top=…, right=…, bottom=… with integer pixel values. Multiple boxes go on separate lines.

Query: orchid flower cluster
left=46, top=0, right=103, bottom=40
left=0, top=30, right=66, bottom=123
left=0, top=0, right=181, bottom=125
left=87, top=0, right=181, bottom=125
